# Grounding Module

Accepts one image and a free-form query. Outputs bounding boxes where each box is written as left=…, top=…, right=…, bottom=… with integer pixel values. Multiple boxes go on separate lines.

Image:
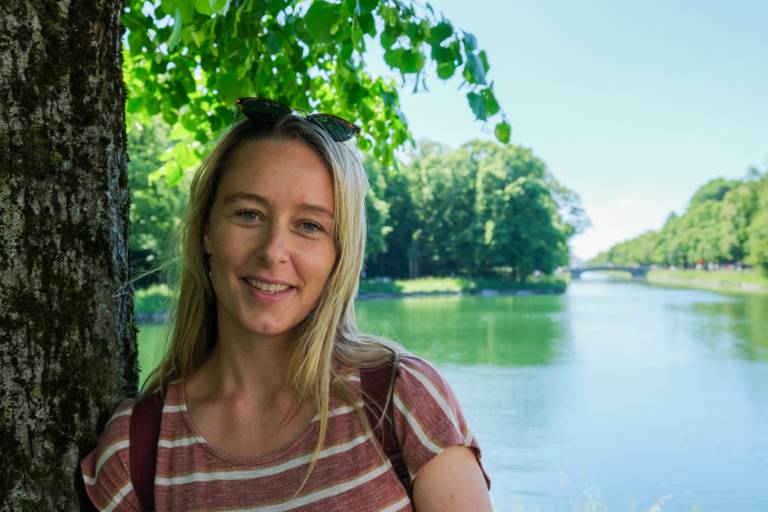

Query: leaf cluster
left=122, top=0, right=511, bottom=178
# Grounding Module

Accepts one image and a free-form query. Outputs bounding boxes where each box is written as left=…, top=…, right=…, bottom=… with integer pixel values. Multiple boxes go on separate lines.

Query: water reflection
left=356, top=294, right=570, bottom=366
left=681, top=293, right=768, bottom=361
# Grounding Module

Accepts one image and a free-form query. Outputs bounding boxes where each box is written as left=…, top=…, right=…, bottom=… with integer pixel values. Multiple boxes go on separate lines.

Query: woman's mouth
left=244, top=277, right=292, bottom=294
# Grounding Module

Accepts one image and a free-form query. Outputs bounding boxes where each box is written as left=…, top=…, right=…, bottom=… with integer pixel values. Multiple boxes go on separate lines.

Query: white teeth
left=246, top=278, right=290, bottom=293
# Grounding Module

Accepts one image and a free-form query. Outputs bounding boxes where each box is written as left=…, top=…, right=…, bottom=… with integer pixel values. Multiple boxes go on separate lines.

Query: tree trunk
left=0, top=1, right=135, bottom=509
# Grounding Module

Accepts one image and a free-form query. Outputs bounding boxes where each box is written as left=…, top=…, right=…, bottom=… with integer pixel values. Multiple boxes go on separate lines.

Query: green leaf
left=482, top=88, right=500, bottom=116
left=167, top=9, right=183, bottom=50
left=194, top=0, right=214, bottom=15
left=479, top=49, right=490, bottom=73
left=341, top=41, right=353, bottom=59
left=305, top=1, right=339, bottom=44
left=437, top=62, right=455, bottom=79
left=462, top=31, right=478, bottom=51
left=383, top=48, right=404, bottom=68
left=464, top=53, right=487, bottom=85
left=352, top=25, right=363, bottom=46
left=358, top=137, right=372, bottom=150
left=359, top=12, right=376, bottom=35
left=122, top=11, right=148, bottom=32
left=400, top=50, right=425, bottom=73
left=216, top=72, right=240, bottom=103
left=429, top=21, right=453, bottom=44
left=126, top=97, right=142, bottom=113
left=381, top=27, right=398, bottom=49
left=495, top=121, right=511, bottom=143
left=431, top=44, right=453, bottom=64
left=191, top=28, right=206, bottom=48
left=360, top=0, right=378, bottom=13
left=467, top=92, right=487, bottom=120
left=166, top=163, right=184, bottom=188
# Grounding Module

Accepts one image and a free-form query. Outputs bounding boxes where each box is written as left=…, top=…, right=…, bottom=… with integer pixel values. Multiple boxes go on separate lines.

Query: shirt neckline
left=172, top=380, right=320, bottom=466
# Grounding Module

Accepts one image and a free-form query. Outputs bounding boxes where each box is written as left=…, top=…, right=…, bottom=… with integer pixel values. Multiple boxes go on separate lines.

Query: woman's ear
left=203, top=223, right=212, bottom=255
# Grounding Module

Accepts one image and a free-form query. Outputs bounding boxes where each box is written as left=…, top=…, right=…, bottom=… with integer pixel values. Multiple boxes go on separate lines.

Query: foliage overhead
left=123, top=0, right=512, bottom=183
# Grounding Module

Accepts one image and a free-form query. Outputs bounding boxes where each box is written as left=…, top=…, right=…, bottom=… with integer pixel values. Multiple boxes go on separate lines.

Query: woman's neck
left=188, top=321, right=302, bottom=409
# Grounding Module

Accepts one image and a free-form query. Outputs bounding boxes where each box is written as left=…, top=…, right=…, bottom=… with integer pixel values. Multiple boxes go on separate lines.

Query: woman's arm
left=411, top=445, right=493, bottom=511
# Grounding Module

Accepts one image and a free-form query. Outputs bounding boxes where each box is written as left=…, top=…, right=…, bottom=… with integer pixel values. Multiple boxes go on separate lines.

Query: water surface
left=138, top=276, right=768, bottom=510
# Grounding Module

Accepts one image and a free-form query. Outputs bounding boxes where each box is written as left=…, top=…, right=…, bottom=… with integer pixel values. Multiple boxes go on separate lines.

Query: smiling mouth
left=243, top=278, right=294, bottom=294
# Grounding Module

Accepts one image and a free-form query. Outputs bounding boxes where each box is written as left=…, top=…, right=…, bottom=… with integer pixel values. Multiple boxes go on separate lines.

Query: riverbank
left=135, top=275, right=568, bottom=321
left=357, top=275, right=566, bottom=299
left=646, top=269, right=768, bottom=295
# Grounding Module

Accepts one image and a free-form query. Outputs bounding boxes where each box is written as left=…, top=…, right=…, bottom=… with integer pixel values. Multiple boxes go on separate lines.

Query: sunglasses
left=235, top=97, right=361, bottom=142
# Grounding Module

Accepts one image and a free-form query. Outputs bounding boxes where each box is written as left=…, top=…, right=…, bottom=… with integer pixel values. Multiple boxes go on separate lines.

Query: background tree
left=591, top=169, right=768, bottom=274
left=0, top=1, right=133, bottom=509
left=365, top=140, right=582, bottom=281
left=128, top=116, right=187, bottom=287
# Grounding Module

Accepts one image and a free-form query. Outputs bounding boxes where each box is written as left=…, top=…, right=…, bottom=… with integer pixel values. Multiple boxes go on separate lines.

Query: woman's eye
left=300, top=221, right=324, bottom=234
left=236, top=210, right=262, bottom=222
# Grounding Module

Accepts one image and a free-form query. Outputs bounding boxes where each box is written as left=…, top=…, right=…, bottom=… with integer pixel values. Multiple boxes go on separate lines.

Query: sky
left=366, top=0, right=768, bottom=260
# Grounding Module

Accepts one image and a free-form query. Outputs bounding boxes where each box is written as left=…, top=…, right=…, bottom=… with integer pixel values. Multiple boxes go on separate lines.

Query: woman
left=82, top=98, right=492, bottom=511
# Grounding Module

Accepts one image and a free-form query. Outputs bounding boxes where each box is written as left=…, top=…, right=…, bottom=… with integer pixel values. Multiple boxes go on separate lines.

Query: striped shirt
left=81, top=356, right=489, bottom=511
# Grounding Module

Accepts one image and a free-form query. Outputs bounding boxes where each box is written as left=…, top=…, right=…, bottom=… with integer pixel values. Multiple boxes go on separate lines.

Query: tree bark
left=0, top=1, right=135, bottom=509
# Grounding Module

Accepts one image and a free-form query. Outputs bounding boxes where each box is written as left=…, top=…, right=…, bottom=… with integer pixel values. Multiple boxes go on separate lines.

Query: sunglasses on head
left=235, top=97, right=361, bottom=142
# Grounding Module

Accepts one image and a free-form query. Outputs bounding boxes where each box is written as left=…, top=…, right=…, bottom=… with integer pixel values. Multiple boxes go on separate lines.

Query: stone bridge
left=567, top=265, right=649, bottom=280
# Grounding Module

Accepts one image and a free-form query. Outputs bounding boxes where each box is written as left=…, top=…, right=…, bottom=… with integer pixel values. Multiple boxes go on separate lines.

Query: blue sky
left=367, top=0, right=768, bottom=260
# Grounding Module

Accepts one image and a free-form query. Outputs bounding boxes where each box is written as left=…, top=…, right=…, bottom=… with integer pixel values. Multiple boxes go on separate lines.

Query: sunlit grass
left=652, top=268, right=768, bottom=284
left=358, top=274, right=567, bottom=295
left=136, top=323, right=169, bottom=389
left=648, top=268, right=768, bottom=294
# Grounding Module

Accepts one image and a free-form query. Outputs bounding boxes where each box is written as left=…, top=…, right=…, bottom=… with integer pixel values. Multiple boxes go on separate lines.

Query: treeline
left=129, top=118, right=588, bottom=286
left=591, top=171, right=768, bottom=274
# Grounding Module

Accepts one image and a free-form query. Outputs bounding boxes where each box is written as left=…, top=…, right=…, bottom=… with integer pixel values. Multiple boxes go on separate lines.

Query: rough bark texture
left=0, top=1, right=136, bottom=509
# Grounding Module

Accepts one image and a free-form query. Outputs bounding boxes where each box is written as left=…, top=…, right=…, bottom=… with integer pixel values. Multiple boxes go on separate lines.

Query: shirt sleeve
left=393, top=356, right=491, bottom=488
left=80, top=399, right=143, bottom=511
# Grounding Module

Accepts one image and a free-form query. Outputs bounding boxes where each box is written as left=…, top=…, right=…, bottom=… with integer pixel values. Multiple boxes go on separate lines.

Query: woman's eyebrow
left=297, top=203, right=334, bottom=220
left=223, top=191, right=268, bottom=205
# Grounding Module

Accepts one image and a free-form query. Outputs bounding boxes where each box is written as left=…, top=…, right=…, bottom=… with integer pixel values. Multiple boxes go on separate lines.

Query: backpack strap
left=129, top=391, right=164, bottom=511
left=360, top=353, right=412, bottom=497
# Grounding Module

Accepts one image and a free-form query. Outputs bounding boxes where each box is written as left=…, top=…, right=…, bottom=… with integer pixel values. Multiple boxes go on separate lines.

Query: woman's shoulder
left=394, top=354, right=462, bottom=420
left=392, top=354, right=491, bottom=487
left=80, top=397, right=142, bottom=510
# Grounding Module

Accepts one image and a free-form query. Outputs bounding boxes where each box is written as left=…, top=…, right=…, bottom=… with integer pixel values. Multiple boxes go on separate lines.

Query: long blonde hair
left=142, top=114, right=403, bottom=485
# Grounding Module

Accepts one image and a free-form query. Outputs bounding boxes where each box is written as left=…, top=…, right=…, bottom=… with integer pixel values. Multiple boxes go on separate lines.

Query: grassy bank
left=647, top=268, right=768, bottom=294
left=135, top=275, right=567, bottom=319
left=357, top=274, right=566, bottom=297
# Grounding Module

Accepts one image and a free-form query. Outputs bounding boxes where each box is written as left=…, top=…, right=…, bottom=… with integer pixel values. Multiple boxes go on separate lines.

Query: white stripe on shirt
left=393, top=394, right=442, bottom=455
left=156, top=433, right=371, bottom=486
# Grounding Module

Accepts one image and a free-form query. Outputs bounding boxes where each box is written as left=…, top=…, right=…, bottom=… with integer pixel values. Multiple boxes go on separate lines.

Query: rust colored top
left=81, top=356, right=489, bottom=511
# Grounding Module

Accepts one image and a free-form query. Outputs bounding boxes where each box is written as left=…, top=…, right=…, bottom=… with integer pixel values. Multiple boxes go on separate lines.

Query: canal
left=138, top=275, right=768, bottom=510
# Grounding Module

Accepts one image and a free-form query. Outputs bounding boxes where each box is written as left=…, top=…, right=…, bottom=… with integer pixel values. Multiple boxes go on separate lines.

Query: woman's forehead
left=217, top=138, right=334, bottom=210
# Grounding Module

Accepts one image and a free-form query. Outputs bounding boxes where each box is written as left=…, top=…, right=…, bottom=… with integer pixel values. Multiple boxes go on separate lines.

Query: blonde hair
left=142, top=114, right=404, bottom=489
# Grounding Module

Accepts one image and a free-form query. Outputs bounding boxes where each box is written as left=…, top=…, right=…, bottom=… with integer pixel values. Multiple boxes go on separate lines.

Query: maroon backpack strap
left=360, top=353, right=412, bottom=496
left=129, top=391, right=164, bottom=511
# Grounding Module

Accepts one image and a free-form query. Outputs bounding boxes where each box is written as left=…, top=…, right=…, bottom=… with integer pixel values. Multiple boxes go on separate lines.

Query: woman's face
left=204, top=137, right=337, bottom=343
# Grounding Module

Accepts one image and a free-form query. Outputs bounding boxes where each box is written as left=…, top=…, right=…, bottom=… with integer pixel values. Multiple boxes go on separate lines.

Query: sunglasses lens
left=309, top=114, right=359, bottom=142
left=239, top=99, right=290, bottom=123
left=235, top=98, right=359, bottom=142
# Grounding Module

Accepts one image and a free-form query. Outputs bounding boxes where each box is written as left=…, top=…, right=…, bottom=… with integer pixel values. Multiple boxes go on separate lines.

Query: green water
left=138, top=276, right=768, bottom=511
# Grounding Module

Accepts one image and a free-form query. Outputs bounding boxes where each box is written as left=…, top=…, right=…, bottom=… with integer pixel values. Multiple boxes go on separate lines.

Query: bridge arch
left=568, top=265, right=649, bottom=280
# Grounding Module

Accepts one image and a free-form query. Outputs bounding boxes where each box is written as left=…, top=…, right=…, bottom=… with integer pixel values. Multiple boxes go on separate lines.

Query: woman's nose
left=257, top=221, right=290, bottom=265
